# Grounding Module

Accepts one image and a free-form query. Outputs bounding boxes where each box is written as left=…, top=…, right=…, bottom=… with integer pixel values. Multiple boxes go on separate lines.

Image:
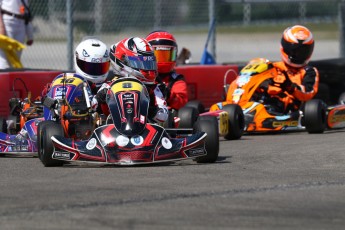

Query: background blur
left=22, top=0, right=341, bottom=70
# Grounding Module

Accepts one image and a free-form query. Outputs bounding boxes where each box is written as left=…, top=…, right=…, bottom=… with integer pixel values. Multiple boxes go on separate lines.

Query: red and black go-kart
left=39, top=77, right=219, bottom=166
left=210, top=58, right=345, bottom=133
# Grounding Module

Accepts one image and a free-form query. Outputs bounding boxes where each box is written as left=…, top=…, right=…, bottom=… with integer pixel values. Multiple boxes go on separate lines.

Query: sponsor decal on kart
left=116, top=135, right=130, bottom=147
left=272, top=120, right=298, bottom=127
left=86, top=138, right=97, bottom=150
left=187, top=147, right=205, bottom=157
left=131, top=135, right=143, bottom=146
left=161, top=137, right=172, bottom=149
left=53, top=151, right=70, bottom=160
left=232, top=88, right=244, bottom=103
left=329, top=114, right=345, bottom=123
left=236, top=75, right=251, bottom=87
left=140, top=115, right=145, bottom=124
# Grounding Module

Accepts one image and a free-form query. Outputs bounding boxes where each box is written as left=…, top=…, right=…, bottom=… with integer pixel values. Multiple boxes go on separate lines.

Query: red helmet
left=109, top=37, right=157, bottom=84
left=145, top=31, right=177, bottom=74
left=280, top=25, right=314, bottom=68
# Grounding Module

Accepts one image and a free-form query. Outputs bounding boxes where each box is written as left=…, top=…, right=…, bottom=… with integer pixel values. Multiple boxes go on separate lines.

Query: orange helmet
left=145, top=31, right=177, bottom=74
left=280, top=25, right=314, bottom=68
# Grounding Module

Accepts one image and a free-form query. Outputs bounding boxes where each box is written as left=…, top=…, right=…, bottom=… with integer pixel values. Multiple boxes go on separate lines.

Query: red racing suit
left=157, top=71, right=188, bottom=110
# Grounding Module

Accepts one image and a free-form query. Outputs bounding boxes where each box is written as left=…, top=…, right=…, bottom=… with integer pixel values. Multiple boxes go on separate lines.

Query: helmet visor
left=153, top=47, right=177, bottom=63
left=281, top=39, right=314, bottom=65
left=126, top=55, right=157, bottom=71
left=76, top=59, right=110, bottom=76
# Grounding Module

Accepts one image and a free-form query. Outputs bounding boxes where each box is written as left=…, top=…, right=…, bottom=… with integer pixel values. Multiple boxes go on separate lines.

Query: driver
left=96, top=37, right=169, bottom=124
left=41, top=37, right=110, bottom=113
left=5, top=38, right=110, bottom=136
left=145, top=30, right=188, bottom=111
left=264, top=25, right=319, bottom=113
left=209, top=25, right=319, bottom=114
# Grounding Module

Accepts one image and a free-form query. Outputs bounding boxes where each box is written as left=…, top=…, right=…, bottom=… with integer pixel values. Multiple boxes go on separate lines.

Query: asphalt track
left=5, top=30, right=344, bottom=229
left=1, top=129, right=345, bottom=230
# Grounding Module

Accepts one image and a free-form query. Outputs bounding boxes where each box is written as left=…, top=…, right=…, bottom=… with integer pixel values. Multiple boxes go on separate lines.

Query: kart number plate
left=218, top=111, right=229, bottom=136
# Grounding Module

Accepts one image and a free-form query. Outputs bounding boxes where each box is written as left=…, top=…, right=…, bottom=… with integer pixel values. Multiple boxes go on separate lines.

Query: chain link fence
left=22, top=0, right=340, bottom=70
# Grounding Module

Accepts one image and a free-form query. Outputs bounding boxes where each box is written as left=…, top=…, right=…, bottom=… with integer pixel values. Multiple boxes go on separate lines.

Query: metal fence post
left=66, top=0, right=73, bottom=71
left=243, top=3, right=251, bottom=26
left=154, top=0, right=162, bottom=30
left=94, top=0, right=102, bottom=35
left=339, top=0, right=345, bottom=58
left=209, top=0, right=216, bottom=62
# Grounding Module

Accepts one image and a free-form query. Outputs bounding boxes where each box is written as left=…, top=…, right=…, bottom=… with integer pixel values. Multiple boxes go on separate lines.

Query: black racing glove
left=281, top=71, right=297, bottom=94
left=157, top=83, right=170, bottom=100
left=95, top=88, right=108, bottom=104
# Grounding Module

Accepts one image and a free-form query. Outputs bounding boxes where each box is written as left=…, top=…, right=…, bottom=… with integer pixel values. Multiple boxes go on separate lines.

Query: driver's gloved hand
left=153, top=107, right=169, bottom=123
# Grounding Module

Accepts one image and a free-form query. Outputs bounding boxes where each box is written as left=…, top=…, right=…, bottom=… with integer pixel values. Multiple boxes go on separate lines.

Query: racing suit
left=157, top=71, right=188, bottom=110
left=266, top=61, right=319, bottom=113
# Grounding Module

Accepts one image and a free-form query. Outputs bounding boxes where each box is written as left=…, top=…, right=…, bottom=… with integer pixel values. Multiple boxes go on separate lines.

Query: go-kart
left=170, top=99, right=244, bottom=141
left=37, top=73, right=97, bottom=166
left=0, top=78, right=44, bottom=156
left=210, top=58, right=345, bottom=133
left=39, top=77, right=219, bottom=166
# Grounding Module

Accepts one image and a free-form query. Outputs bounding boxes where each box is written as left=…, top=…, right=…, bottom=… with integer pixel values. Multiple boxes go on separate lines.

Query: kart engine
left=67, top=117, right=94, bottom=140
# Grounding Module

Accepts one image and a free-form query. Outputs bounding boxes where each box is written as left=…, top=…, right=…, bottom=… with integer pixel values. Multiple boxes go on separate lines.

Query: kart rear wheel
left=185, top=100, right=205, bottom=113
left=193, top=116, right=219, bottom=163
left=222, top=104, right=244, bottom=140
left=178, top=106, right=199, bottom=128
left=38, top=121, right=64, bottom=167
left=304, top=99, right=326, bottom=134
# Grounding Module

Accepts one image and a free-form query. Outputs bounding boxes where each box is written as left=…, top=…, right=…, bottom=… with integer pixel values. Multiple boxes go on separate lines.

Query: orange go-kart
left=210, top=58, right=345, bottom=133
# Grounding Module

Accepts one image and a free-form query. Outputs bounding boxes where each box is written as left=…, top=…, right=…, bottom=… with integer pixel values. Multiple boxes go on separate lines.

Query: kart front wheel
left=304, top=99, right=326, bottom=134
left=37, top=121, right=51, bottom=160
left=193, top=116, right=219, bottom=163
left=178, top=106, right=199, bottom=128
left=38, top=121, right=64, bottom=167
left=222, top=104, right=244, bottom=140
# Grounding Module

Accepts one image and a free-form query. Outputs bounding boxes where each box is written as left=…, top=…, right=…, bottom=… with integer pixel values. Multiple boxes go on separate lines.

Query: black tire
left=338, top=92, right=345, bottom=104
left=0, top=117, right=5, bottom=133
left=193, top=116, right=219, bottom=163
left=185, top=100, right=205, bottom=114
left=222, top=104, right=244, bottom=140
left=163, top=110, right=177, bottom=128
left=304, top=99, right=326, bottom=134
left=178, top=106, right=199, bottom=128
left=38, top=120, right=64, bottom=167
left=37, top=121, right=51, bottom=160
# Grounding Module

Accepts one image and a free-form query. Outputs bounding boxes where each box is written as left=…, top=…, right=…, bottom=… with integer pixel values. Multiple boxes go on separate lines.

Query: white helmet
left=75, top=38, right=110, bottom=84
